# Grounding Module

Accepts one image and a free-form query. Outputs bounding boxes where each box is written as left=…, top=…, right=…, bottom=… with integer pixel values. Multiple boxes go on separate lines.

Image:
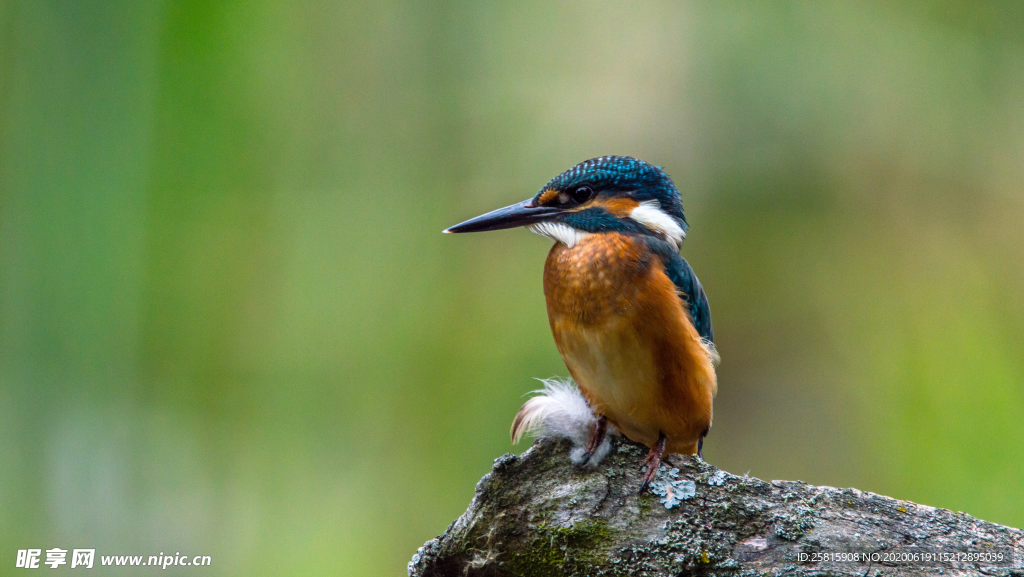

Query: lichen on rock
left=649, top=466, right=696, bottom=509
left=409, top=436, right=1023, bottom=577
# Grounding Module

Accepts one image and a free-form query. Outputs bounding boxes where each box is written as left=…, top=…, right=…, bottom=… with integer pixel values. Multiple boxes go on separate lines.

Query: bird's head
left=444, top=156, right=688, bottom=249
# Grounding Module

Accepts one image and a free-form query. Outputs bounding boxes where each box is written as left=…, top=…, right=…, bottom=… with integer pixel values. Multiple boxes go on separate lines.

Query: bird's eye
left=571, top=186, right=594, bottom=204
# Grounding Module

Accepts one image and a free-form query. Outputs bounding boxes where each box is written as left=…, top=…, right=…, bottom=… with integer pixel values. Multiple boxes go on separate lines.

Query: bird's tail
left=510, top=377, right=616, bottom=466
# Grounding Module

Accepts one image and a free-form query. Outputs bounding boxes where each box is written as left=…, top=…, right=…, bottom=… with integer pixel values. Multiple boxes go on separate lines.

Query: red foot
left=579, top=415, right=607, bottom=465
left=639, top=432, right=667, bottom=493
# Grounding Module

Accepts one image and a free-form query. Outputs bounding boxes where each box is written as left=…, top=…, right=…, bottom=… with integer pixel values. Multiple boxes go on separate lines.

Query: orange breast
left=543, top=233, right=716, bottom=454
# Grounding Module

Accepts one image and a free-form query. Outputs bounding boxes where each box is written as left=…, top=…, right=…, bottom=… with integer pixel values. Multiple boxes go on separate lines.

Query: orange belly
left=543, top=233, right=716, bottom=454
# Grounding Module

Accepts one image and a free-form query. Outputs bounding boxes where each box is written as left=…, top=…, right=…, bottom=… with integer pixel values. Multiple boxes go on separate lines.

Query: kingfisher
left=445, top=156, right=717, bottom=491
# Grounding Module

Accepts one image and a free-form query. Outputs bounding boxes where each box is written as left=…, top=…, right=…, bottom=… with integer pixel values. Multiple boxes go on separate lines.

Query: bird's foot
left=579, top=415, right=607, bottom=466
left=697, top=437, right=704, bottom=461
left=638, top=432, right=667, bottom=493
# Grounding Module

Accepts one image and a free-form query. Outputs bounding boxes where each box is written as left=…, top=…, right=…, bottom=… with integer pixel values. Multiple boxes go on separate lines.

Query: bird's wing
left=646, top=239, right=714, bottom=342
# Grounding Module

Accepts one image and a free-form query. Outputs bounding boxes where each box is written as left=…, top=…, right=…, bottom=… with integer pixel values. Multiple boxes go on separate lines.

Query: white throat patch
left=528, top=222, right=588, bottom=248
left=629, top=200, right=686, bottom=249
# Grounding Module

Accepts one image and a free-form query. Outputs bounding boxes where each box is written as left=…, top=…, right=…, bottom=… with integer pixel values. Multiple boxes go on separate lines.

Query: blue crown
left=541, top=156, right=688, bottom=231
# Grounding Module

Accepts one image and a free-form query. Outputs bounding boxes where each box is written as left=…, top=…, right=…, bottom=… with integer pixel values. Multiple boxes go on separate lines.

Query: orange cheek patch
left=598, top=197, right=640, bottom=218
left=538, top=189, right=560, bottom=205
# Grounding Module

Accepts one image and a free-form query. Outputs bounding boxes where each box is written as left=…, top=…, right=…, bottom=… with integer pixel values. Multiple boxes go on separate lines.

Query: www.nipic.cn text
left=16, top=549, right=211, bottom=569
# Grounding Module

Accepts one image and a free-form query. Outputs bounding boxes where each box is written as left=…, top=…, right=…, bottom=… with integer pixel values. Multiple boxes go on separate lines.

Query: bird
left=444, top=156, right=717, bottom=491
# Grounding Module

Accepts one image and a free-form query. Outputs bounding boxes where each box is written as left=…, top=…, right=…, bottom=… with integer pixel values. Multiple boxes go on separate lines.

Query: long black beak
left=443, top=199, right=561, bottom=234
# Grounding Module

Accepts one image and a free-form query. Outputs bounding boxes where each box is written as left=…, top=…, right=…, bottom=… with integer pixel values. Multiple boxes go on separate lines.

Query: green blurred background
left=2, top=1, right=1023, bottom=575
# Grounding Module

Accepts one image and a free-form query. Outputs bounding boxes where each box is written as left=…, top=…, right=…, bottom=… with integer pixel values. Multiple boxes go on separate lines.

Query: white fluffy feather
left=629, top=200, right=686, bottom=249
left=704, top=338, right=721, bottom=365
left=528, top=222, right=588, bottom=248
left=510, top=377, right=616, bottom=467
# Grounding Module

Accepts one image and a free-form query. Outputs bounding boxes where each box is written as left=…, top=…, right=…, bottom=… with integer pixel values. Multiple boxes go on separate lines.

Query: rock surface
left=409, top=436, right=1022, bottom=576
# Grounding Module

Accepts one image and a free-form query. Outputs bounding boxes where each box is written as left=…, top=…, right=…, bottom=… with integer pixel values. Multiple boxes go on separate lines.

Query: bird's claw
left=638, top=432, right=667, bottom=493
left=579, top=415, right=607, bottom=466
